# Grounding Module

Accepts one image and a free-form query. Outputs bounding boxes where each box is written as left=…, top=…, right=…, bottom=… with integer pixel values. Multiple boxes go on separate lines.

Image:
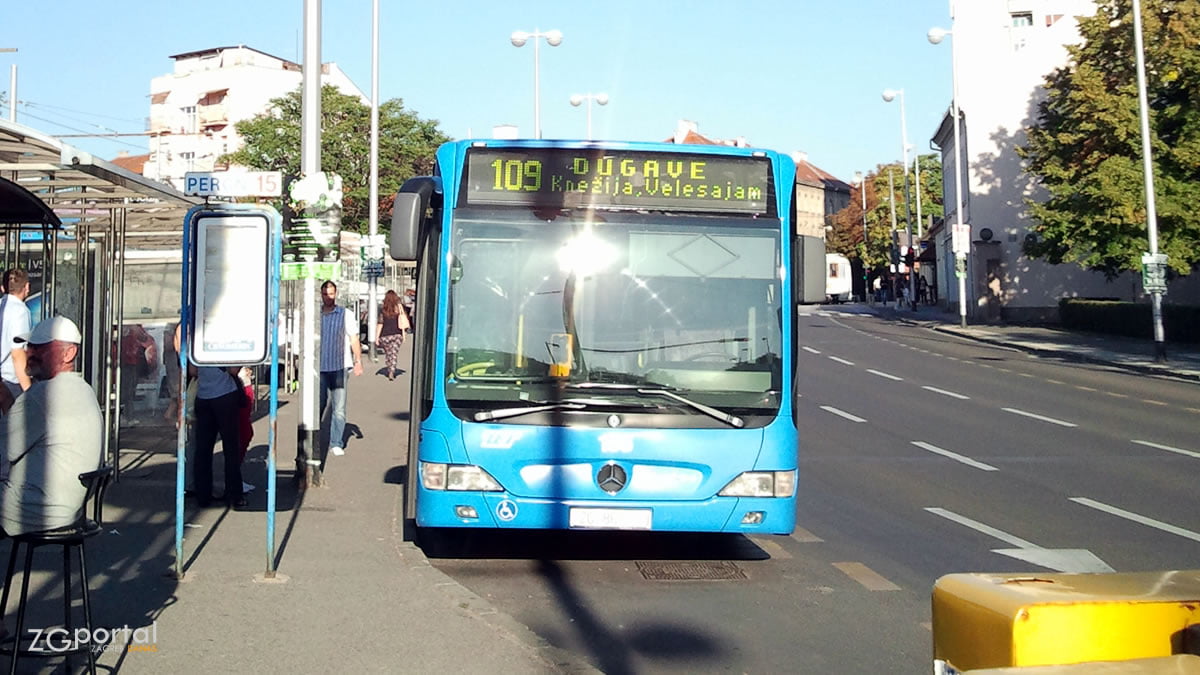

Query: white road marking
left=925, top=507, right=1114, bottom=573
left=820, top=406, right=866, bottom=423
left=798, top=312, right=813, bottom=317
left=867, top=369, right=903, bottom=381
left=1132, top=439, right=1200, bottom=459
left=1001, top=407, right=1077, bottom=427
left=922, top=386, right=969, bottom=400
left=1070, top=498, right=1200, bottom=543
left=925, top=508, right=1037, bottom=548
left=828, top=356, right=855, bottom=366
left=912, top=441, right=998, bottom=471
left=802, top=346, right=821, bottom=354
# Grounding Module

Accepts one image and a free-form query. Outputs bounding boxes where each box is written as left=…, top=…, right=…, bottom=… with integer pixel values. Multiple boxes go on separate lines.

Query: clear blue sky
left=2, top=0, right=956, bottom=182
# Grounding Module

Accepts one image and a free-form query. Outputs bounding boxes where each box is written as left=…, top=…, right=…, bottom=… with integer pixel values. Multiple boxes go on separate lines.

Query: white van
left=825, top=253, right=852, bottom=303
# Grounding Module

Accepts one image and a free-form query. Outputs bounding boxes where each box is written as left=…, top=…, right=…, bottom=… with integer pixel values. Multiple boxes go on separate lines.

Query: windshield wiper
left=635, top=389, right=745, bottom=428
left=564, top=381, right=744, bottom=428
left=474, top=401, right=587, bottom=422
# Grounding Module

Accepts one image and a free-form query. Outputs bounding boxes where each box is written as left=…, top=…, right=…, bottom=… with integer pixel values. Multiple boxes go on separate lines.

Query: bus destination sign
left=464, top=148, right=772, bottom=215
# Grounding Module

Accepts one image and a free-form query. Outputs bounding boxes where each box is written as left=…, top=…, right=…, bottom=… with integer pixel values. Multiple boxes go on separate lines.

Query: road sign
left=951, top=223, right=970, bottom=254
left=184, top=171, right=282, bottom=197
left=1141, top=252, right=1169, bottom=294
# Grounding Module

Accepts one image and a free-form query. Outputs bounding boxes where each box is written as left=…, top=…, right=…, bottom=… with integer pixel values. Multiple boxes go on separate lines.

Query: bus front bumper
left=414, top=490, right=796, bottom=534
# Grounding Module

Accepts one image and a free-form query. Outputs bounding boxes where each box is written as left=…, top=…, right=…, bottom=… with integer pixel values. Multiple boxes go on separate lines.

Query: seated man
left=0, top=317, right=103, bottom=537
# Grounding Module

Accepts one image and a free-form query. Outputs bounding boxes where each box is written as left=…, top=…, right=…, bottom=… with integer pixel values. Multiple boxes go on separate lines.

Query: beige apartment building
left=143, top=45, right=365, bottom=190
left=928, top=1, right=1198, bottom=322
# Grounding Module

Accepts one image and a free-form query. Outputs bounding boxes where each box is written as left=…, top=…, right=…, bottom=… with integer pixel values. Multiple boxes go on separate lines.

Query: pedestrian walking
left=0, top=269, right=33, bottom=398
left=319, top=281, right=363, bottom=456
left=375, top=290, right=410, bottom=381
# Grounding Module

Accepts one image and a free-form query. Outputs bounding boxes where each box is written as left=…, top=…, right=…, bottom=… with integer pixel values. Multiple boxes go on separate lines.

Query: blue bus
left=389, top=140, right=804, bottom=534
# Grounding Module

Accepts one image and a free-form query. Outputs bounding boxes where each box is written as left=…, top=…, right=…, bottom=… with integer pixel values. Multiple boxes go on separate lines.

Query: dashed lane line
left=922, top=385, right=970, bottom=400
left=867, top=369, right=903, bottom=381
left=749, top=536, right=793, bottom=560
left=820, top=406, right=866, bottom=423
left=1001, top=407, right=1077, bottom=427
left=791, top=526, right=824, bottom=543
left=832, top=562, right=901, bottom=591
left=828, top=356, right=855, bottom=366
left=802, top=346, right=821, bottom=354
left=1132, top=439, right=1200, bottom=460
left=912, top=441, right=998, bottom=472
left=1070, top=497, right=1200, bottom=543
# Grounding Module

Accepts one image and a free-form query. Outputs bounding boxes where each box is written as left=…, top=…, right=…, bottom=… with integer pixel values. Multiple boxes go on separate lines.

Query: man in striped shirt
left=319, top=280, right=363, bottom=456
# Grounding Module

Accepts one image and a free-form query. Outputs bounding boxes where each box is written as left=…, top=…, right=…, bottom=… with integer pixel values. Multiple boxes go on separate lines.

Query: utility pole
left=1131, top=0, right=1168, bottom=361
left=1, top=48, right=16, bottom=122
left=888, top=168, right=899, bottom=306
left=367, top=0, right=380, bottom=362
left=299, top=0, right=322, bottom=486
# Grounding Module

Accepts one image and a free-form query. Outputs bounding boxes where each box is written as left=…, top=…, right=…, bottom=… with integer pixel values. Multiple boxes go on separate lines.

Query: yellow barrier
left=933, top=571, right=1200, bottom=673
left=964, top=654, right=1200, bottom=673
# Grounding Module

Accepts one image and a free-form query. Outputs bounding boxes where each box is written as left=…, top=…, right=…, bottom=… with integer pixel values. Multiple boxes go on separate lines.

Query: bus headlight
left=421, top=462, right=504, bottom=492
left=718, top=471, right=796, bottom=498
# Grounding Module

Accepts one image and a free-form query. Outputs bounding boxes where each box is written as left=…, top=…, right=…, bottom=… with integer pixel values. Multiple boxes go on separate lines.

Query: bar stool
left=0, top=466, right=113, bottom=674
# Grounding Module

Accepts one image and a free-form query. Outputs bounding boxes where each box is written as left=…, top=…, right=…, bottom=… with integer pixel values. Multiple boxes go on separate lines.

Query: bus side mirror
left=389, top=193, right=421, bottom=261
left=390, top=176, right=441, bottom=261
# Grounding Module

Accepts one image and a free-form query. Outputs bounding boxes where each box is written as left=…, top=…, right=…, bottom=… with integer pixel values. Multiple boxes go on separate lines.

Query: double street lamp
left=510, top=29, right=563, bottom=140
left=569, top=92, right=608, bottom=140
left=882, top=88, right=917, bottom=310
left=928, top=25, right=969, bottom=327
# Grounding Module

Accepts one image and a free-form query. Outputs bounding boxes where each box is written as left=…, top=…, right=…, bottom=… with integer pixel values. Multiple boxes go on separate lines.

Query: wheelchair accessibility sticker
left=496, top=499, right=518, bottom=522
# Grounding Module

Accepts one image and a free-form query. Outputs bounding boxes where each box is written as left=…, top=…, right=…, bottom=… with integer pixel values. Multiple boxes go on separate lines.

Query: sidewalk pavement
left=860, top=301, right=1200, bottom=382
left=2, top=344, right=597, bottom=674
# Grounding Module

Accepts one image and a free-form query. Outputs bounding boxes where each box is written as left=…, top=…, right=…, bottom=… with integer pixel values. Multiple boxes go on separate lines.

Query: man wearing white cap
left=0, top=316, right=103, bottom=536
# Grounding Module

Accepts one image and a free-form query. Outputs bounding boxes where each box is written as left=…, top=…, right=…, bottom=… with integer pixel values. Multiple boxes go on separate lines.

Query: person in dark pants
left=192, top=366, right=246, bottom=508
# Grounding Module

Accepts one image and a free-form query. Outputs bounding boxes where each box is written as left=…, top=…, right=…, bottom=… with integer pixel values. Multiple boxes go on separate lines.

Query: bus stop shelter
left=0, top=117, right=200, bottom=476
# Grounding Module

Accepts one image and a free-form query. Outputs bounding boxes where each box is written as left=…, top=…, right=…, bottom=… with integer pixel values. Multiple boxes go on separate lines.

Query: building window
left=1011, top=12, right=1033, bottom=28
left=180, top=105, right=197, bottom=134
left=180, top=151, right=195, bottom=171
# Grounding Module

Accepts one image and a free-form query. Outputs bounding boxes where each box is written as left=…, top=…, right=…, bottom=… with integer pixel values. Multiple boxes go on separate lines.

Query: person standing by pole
left=319, top=280, right=362, bottom=456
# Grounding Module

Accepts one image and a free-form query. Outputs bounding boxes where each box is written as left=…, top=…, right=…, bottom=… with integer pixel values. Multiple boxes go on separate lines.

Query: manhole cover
left=636, top=560, right=746, bottom=581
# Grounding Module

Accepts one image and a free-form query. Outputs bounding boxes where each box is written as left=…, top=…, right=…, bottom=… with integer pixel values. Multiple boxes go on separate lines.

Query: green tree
left=827, top=156, right=942, bottom=275
left=221, top=85, right=451, bottom=233
left=1019, top=0, right=1200, bottom=278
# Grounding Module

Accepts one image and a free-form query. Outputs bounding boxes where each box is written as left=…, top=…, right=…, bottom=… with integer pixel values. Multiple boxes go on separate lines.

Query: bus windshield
left=444, top=207, right=783, bottom=420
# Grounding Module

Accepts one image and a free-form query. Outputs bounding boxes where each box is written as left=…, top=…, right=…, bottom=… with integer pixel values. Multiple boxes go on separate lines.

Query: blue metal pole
left=176, top=206, right=200, bottom=580
left=267, top=215, right=281, bottom=575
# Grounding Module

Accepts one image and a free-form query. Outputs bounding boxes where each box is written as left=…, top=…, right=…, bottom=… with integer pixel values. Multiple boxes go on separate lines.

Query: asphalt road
left=424, top=306, right=1200, bottom=674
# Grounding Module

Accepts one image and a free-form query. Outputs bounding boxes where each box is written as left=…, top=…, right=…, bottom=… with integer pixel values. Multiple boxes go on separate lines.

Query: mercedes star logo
left=597, top=462, right=628, bottom=494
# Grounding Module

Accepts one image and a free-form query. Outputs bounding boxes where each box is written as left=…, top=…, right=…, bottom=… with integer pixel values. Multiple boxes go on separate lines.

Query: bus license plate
left=569, top=508, right=652, bottom=530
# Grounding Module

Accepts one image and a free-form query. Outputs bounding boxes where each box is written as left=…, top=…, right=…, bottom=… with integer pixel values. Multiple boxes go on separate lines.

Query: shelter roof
left=0, top=118, right=200, bottom=247
left=0, top=176, right=61, bottom=226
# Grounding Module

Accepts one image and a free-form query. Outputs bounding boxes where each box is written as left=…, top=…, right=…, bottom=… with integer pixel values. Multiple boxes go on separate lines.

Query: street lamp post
left=510, top=29, right=563, bottom=140
left=883, top=88, right=917, bottom=310
left=854, top=171, right=869, bottom=302
left=569, top=92, right=609, bottom=140
left=929, top=24, right=969, bottom=328
left=1130, top=0, right=1167, bottom=361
